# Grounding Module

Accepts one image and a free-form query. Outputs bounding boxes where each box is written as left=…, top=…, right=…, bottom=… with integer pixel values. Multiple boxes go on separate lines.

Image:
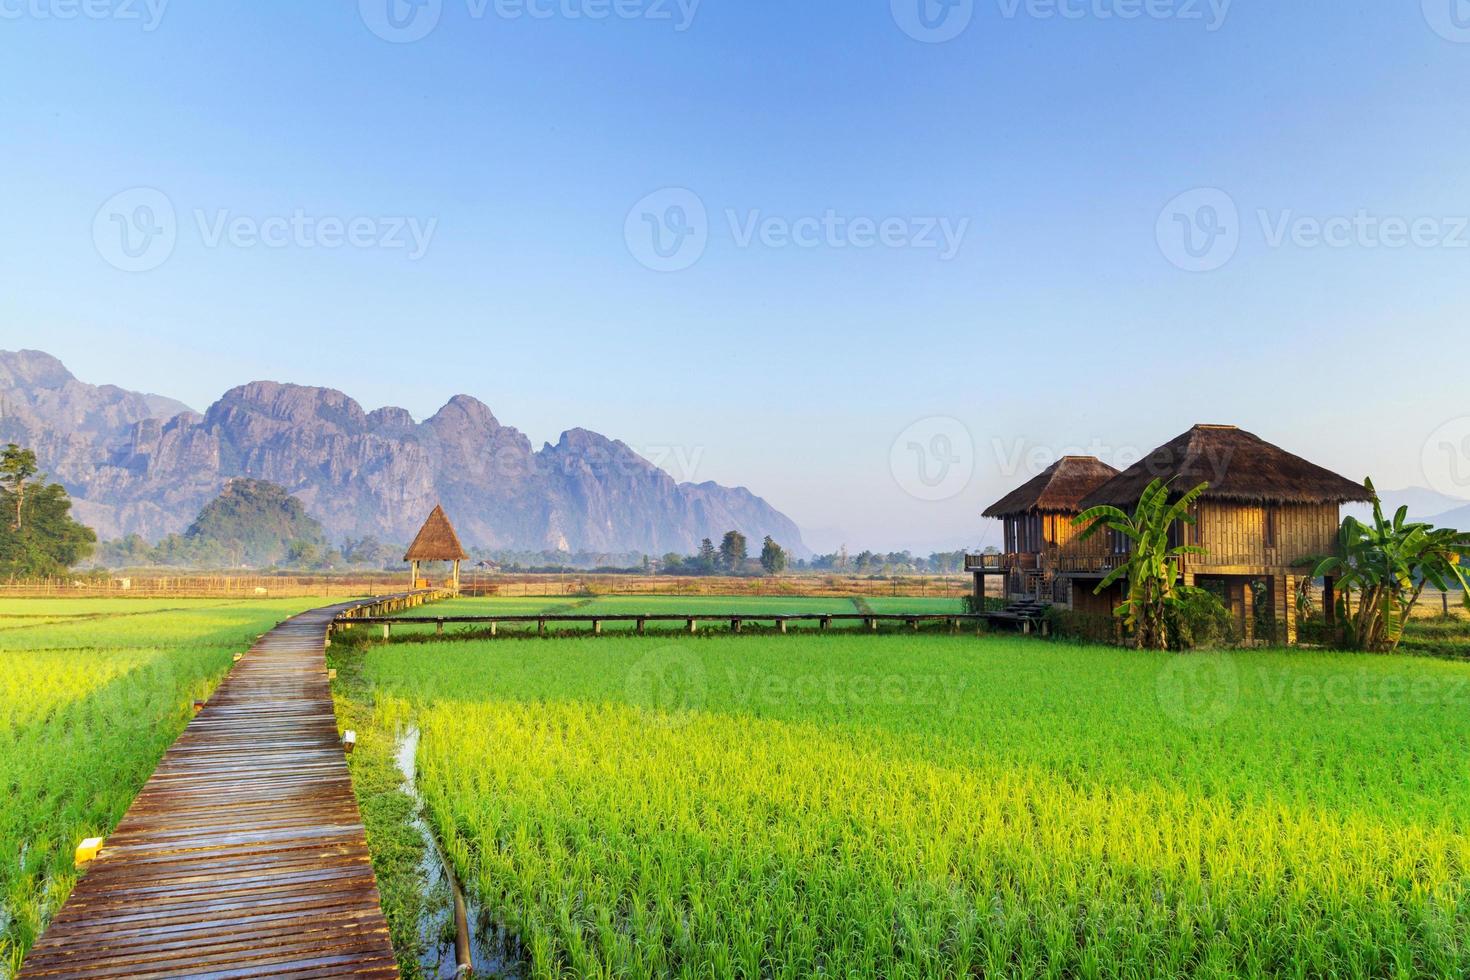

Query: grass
left=0, top=596, right=332, bottom=976
left=333, top=622, right=1470, bottom=979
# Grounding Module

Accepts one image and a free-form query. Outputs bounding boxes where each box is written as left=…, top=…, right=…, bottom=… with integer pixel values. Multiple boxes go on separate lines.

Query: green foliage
left=1042, top=606, right=1116, bottom=643
left=1306, top=478, right=1470, bottom=652
left=697, top=538, right=718, bottom=574
left=0, top=444, right=95, bottom=578
left=718, top=530, right=747, bottom=572
left=181, top=478, right=328, bottom=567
left=1074, top=478, right=1209, bottom=650
left=758, top=536, right=787, bottom=575
left=339, top=628, right=1470, bottom=978
left=1165, top=586, right=1238, bottom=650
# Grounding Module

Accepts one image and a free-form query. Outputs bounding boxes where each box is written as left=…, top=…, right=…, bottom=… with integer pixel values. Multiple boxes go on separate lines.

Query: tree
left=760, top=536, right=787, bottom=575
left=719, top=530, right=748, bottom=572
left=0, top=444, right=38, bottom=530
left=1305, top=479, right=1469, bottom=652
left=697, top=538, right=718, bottom=574
left=0, top=446, right=95, bottom=577
left=1074, top=478, right=1209, bottom=651
left=184, top=479, right=328, bottom=567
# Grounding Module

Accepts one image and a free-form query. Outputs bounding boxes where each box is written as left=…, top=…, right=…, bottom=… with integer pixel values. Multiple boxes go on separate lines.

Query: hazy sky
left=3, top=0, right=1469, bottom=553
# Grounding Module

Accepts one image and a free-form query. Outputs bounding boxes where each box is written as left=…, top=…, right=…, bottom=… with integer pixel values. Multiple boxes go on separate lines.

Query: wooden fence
left=0, top=572, right=976, bottom=600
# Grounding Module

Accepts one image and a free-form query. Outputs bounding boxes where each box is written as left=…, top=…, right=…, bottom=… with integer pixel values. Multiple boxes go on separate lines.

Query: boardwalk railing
left=340, top=612, right=990, bottom=637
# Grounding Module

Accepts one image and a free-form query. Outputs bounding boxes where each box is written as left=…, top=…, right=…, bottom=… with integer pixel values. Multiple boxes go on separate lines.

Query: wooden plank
left=19, top=598, right=411, bottom=979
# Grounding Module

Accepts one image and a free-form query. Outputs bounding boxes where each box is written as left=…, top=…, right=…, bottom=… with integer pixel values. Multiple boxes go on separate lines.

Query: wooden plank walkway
left=19, top=598, right=413, bottom=979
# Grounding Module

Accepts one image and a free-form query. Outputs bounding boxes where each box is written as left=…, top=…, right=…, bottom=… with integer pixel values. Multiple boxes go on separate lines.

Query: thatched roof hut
left=403, top=505, right=468, bottom=562
left=983, top=456, right=1120, bottom=518
left=1078, top=425, right=1370, bottom=509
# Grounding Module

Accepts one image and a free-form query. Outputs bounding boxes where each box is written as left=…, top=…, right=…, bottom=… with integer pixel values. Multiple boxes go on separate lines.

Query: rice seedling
left=0, top=597, right=330, bottom=976
left=341, top=629, right=1470, bottom=979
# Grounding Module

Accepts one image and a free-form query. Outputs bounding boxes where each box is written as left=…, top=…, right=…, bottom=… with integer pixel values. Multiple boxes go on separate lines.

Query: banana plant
left=1073, top=479, right=1210, bottom=650
left=1305, top=479, right=1469, bottom=652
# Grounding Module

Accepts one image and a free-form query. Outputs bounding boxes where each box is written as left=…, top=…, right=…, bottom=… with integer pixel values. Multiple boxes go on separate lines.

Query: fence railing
left=338, top=612, right=991, bottom=638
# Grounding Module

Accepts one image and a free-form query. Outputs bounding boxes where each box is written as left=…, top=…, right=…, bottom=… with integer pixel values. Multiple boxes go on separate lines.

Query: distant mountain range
left=0, top=350, right=807, bottom=556
left=1342, top=487, right=1469, bottom=530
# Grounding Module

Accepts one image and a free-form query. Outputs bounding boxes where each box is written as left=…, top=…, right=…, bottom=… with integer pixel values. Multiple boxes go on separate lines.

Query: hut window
left=1265, top=507, right=1279, bottom=548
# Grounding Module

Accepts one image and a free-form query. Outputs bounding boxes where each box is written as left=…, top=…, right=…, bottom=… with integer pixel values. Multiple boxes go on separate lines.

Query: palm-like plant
left=1305, top=479, right=1469, bottom=652
left=1073, top=479, right=1209, bottom=650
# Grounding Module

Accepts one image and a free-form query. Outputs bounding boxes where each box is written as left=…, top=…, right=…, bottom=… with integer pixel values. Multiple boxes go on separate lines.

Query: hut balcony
left=965, top=552, right=1044, bottom=573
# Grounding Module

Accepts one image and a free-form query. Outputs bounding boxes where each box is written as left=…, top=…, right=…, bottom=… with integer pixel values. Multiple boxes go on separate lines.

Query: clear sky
left=3, top=0, right=1469, bottom=553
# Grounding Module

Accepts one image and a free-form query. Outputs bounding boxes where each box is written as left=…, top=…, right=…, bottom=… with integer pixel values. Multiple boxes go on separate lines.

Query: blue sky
left=3, top=0, right=1469, bottom=552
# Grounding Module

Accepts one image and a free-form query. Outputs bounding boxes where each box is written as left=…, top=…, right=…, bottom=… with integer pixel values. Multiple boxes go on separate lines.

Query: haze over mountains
left=0, top=350, right=806, bottom=555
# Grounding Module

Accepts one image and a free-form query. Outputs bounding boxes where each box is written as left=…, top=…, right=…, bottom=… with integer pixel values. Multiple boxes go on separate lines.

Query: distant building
left=971, top=425, right=1370, bottom=643
left=403, top=504, right=469, bottom=592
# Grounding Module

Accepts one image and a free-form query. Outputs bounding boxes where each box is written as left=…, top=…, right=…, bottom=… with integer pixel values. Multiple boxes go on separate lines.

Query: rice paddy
left=337, top=623, right=1470, bottom=979
left=0, top=596, right=331, bottom=975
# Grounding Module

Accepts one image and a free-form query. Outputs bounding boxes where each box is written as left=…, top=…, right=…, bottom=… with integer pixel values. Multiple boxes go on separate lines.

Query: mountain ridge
left=0, top=350, right=807, bottom=556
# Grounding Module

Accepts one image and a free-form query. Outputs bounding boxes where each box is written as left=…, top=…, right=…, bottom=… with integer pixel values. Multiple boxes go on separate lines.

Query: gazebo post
left=452, top=559, right=461, bottom=594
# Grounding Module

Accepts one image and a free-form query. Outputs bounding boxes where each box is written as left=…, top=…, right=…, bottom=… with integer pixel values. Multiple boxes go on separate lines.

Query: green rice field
left=336, top=622, right=1470, bottom=979
left=0, top=597, right=329, bottom=975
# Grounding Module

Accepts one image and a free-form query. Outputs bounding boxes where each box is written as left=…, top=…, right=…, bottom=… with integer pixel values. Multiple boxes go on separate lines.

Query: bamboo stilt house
left=974, top=425, right=1371, bottom=644
left=970, top=456, right=1120, bottom=605
left=403, top=504, right=469, bottom=592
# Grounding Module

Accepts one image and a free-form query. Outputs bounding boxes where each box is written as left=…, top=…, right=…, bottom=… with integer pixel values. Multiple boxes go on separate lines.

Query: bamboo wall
left=1193, top=502, right=1340, bottom=569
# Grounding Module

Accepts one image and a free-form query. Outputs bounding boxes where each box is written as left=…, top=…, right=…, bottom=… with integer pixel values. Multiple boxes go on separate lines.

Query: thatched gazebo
left=404, top=504, right=469, bottom=592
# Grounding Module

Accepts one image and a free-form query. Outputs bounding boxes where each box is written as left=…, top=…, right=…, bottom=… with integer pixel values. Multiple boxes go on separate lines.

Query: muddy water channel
left=394, top=727, right=523, bottom=979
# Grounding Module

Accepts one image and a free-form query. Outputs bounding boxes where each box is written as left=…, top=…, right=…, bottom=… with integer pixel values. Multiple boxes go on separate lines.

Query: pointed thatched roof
left=403, top=505, right=468, bottom=562
left=983, top=456, right=1121, bottom=517
left=1079, top=425, right=1371, bottom=509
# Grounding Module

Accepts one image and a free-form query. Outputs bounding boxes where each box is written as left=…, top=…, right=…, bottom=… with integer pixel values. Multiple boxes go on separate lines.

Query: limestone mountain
left=0, top=350, right=807, bottom=556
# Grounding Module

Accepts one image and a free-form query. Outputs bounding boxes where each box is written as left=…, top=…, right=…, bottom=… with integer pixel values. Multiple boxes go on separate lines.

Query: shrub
left=1044, top=607, right=1117, bottom=644
left=1166, top=586, right=1237, bottom=650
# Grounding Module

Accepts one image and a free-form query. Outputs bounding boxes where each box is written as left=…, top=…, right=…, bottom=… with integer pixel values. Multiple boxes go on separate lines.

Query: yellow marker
left=75, top=837, right=103, bottom=867
left=233, top=653, right=243, bottom=662
left=327, top=668, right=338, bottom=681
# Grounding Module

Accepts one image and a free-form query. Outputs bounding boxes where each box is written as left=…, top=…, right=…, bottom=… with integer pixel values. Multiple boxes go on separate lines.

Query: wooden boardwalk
left=19, top=598, right=420, bottom=979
